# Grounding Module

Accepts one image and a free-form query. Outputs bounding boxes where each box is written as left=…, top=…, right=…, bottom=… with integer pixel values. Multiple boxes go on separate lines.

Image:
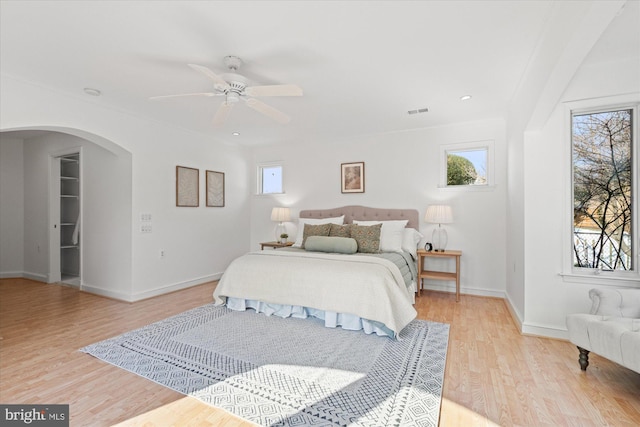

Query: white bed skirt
left=226, top=297, right=396, bottom=338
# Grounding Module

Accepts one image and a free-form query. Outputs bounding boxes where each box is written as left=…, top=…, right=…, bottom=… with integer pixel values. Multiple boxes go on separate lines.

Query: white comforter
left=213, top=250, right=417, bottom=336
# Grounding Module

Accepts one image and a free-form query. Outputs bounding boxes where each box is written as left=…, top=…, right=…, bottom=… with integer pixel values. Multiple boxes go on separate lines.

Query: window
left=439, top=140, right=494, bottom=188
left=571, top=107, right=636, bottom=274
left=257, top=163, right=283, bottom=194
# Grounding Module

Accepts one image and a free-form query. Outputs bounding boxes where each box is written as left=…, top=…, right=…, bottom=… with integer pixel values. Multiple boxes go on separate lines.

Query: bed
left=213, top=205, right=422, bottom=338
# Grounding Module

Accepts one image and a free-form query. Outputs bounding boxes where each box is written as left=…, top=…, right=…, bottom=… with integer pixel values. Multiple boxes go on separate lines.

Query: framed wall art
left=176, top=166, right=199, bottom=207
left=341, top=161, right=365, bottom=193
left=206, top=170, right=225, bottom=207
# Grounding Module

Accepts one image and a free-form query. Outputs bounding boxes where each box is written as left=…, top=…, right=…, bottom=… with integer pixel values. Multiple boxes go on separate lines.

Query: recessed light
left=232, top=132, right=240, bottom=136
left=83, top=88, right=101, bottom=97
left=460, top=95, right=472, bottom=101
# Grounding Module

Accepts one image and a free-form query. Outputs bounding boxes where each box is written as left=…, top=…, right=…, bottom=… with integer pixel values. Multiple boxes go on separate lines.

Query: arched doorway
left=0, top=127, right=132, bottom=292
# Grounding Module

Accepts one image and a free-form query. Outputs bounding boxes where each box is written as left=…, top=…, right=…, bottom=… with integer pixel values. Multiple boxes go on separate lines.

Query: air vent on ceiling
left=408, top=107, right=428, bottom=115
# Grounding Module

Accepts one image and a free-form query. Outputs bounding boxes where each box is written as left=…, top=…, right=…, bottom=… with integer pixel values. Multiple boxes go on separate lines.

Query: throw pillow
left=301, top=223, right=332, bottom=248
left=292, top=216, right=345, bottom=247
left=329, top=223, right=352, bottom=238
left=351, top=223, right=382, bottom=253
left=353, top=219, right=408, bottom=252
left=304, top=236, right=358, bottom=254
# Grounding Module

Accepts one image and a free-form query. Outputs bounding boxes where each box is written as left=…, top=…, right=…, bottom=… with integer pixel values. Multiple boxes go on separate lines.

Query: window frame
left=438, top=140, right=495, bottom=190
left=562, top=94, right=639, bottom=286
left=256, top=162, right=285, bottom=195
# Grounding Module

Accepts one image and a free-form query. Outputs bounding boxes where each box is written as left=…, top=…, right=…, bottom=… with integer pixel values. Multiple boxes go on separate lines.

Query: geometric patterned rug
left=81, top=304, right=449, bottom=426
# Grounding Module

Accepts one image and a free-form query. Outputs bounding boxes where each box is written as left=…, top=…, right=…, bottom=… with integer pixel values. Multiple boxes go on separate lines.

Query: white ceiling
left=1, top=1, right=638, bottom=146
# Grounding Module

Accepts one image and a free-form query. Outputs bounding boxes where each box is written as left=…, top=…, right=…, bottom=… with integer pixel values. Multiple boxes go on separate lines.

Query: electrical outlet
left=159, top=250, right=165, bottom=258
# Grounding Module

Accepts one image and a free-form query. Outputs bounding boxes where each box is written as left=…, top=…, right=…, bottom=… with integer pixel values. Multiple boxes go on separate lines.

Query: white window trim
left=256, top=161, right=285, bottom=196
left=561, top=93, right=640, bottom=286
left=438, top=140, right=495, bottom=190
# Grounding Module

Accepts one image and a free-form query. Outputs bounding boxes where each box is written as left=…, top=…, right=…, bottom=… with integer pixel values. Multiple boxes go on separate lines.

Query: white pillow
left=353, top=219, right=408, bottom=252
left=402, top=228, right=424, bottom=259
left=292, top=215, right=345, bottom=247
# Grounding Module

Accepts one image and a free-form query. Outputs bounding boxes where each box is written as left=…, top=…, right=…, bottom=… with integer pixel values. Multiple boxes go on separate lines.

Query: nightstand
left=260, top=241, right=294, bottom=250
left=416, top=249, right=462, bottom=301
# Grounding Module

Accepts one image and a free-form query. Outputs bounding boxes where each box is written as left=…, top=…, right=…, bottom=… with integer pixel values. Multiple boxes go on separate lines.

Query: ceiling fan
left=150, top=56, right=303, bottom=126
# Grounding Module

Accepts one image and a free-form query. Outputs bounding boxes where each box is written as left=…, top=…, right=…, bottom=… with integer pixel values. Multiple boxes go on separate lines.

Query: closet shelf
left=58, top=152, right=80, bottom=285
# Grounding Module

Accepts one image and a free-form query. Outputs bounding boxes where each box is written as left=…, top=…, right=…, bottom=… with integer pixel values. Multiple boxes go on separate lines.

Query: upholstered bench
left=566, top=288, right=640, bottom=374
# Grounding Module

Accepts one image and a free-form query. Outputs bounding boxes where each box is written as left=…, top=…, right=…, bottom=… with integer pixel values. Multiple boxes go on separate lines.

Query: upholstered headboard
left=299, top=205, right=419, bottom=230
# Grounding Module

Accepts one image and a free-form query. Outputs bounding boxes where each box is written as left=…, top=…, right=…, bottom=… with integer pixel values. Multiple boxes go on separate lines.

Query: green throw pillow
left=304, top=236, right=358, bottom=254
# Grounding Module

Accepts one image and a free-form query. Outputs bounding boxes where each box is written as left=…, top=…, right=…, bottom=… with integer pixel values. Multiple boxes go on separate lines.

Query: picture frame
left=341, top=162, right=365, bottom=193
left=176, top=166, right=199, bottom=207
left=206, top=170, right=225, bottom=207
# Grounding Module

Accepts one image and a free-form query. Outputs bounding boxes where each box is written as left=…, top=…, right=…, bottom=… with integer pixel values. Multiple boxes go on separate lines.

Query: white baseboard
left=521, top=322, right=569, bottom=340
left=130, top=273, right=223, bottom=302
left=0, top=270, right=48, bottom=282
left=80, top=283, right=132, bottom=301
left=0, top=271, right=24, bottom=279
left=81, top=273, right=223, bottom=302
left=421, top=283, right=506, bottom=299
left=3, top=271, right=222, bottom=302
left=26, top=271, right=48, bottom=282
left=504, top=293, right=524, bottom=332
left=503, top=293, right=568, bottom=339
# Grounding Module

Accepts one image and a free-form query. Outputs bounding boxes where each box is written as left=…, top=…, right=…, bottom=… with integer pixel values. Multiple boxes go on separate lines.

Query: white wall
left=503, top=0, right=631, bottom=332
left=250, top=119, right=508, bottom=298
left=0, top=136, right=24, bottom=276
left=130, top=126, right=251, bottom=300
left=0, top=74, right=251, bottom=301
left=522, top=56, right=640, bottom=338
left=16, top=132, right=132, bottom=294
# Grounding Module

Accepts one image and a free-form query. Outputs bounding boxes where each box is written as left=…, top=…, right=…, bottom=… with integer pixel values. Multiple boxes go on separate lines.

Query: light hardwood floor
left=1, top=278, right=639, bottom=426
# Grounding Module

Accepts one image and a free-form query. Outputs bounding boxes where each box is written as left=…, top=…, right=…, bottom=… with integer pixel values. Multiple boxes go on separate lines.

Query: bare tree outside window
left=572, top=109, right=633, bottom=271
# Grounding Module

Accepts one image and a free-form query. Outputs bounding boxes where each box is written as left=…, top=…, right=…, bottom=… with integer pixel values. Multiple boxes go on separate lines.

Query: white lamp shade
left=424, top=205, right=453, bottom=224
left=271, top=207, right=291, bottom=222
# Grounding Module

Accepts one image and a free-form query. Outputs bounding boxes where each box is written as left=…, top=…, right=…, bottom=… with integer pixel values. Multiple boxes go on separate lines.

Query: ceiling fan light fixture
left=155, top=56, right=302, bottom=126
left=226, top=92, right=240, bottom=103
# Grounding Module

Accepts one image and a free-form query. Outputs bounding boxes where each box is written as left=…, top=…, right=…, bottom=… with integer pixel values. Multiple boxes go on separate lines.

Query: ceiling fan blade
left=187, top=63, right=230, bottom=90
left=244, top=84, right=303, bottom=97
left=213, top=102, right=234, bottom=127
left=245, top=98, right=291, bottom=124
left=149, top=92, right=219, bottom=100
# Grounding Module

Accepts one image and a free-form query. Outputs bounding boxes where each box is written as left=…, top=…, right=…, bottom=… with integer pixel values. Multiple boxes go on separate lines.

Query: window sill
left=255, top=192, right=286, bottom=196
left=437, top=184, right=497, bottom=192
left=559, top=272, right=640, bottom=288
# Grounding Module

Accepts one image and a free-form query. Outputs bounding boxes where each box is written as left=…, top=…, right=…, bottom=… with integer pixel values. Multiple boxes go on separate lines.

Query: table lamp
left=424, top=205, right=453, bottom=252
left=270, top=207, right=291, bottom=242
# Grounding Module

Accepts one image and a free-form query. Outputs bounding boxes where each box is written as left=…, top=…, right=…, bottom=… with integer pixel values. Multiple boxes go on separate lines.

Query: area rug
left=81, top=304, right=449, bottom=426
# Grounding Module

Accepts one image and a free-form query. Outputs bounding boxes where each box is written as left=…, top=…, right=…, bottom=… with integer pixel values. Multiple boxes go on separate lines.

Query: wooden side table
left=260, top=241, right=294, bottom=250
left=417, top=249, right=462, bottom=301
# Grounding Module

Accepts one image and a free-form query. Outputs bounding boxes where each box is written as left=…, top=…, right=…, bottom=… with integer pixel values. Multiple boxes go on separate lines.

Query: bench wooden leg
left=578, top=346, right=590, bottom=371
